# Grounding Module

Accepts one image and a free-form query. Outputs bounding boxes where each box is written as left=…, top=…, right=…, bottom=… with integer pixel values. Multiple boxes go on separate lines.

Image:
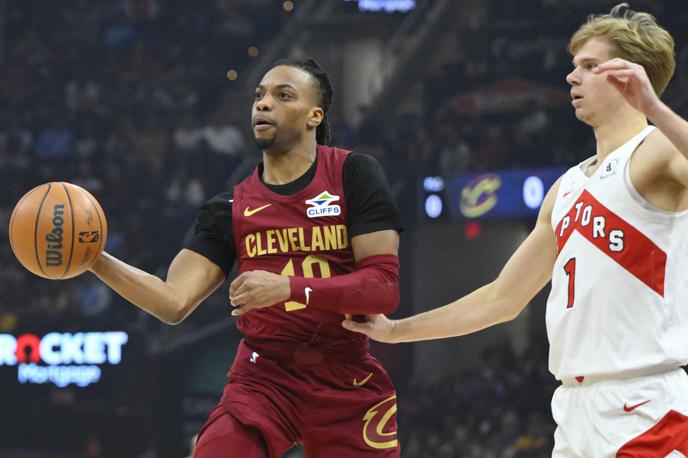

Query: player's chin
left=254, top=134, right=276, bottom=150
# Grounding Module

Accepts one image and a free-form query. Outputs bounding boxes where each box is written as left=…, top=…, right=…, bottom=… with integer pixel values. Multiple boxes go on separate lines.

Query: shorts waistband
left=242, top=338, right=369, bottom=366
left=561, top=365, right=681, bottom=386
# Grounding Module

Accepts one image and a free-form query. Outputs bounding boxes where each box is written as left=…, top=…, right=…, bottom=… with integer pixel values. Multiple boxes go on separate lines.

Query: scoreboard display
left=420, top=167, right=566, bottom=221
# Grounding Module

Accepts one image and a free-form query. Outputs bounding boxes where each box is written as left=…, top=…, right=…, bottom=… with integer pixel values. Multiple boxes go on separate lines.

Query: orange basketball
left=9, top=182, right=107, bottom=280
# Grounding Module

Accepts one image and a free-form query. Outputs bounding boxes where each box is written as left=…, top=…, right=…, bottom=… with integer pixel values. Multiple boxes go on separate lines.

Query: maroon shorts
left=197, top=339, right=400, bottom=458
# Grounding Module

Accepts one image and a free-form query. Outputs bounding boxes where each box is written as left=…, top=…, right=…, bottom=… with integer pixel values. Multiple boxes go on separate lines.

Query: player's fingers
left=344, top=314, right=353, bottom=320
left=341, top=319, right=371, bottom=334
left=229, top=274, right=246, bottom=295
left=230, top=291, right=250, bottom=307
left=606, top=69, right=636, bottom=79
left=232, top=303, right=256, bottom=317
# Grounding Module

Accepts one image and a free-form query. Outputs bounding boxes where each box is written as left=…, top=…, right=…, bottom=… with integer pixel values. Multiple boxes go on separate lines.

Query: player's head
left=566, top=3, right=675, bottom=125
left=252, top=57, right=334, bottom=153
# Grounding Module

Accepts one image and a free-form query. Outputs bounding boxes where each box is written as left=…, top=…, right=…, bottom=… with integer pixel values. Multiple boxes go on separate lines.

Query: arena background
left=1, top=1, right=687, bottom=457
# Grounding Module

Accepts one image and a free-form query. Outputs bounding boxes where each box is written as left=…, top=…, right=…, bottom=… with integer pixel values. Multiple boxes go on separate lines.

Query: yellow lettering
left=324, top=225, right=337, bottom=251
left=287, top=227, right=300, bottom=251
left=280, top=259, right=307, bottom=312
left=266, top=230, right=277, bottom=254
left=275, top=229, right=289, bottom=253
left=303, top=255, right=331, bottom=278
left=245, top=234, right=257, bottom=258
left=337, top=225, right=348, bottom=249
left=255, top=232, right=267, bottom=256
left=311, top=227, right=324, bottom=251
left=298, top=227, right=311, bottom=252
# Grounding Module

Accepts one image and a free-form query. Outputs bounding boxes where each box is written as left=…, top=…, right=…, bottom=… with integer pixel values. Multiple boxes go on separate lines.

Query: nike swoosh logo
left=353, top=372, right=373, bottom=387
left=244, top=204, right=271, bottom=217
left=305, top=287, right=313, bottom=305
left=624, top=400, right=651, bottom=412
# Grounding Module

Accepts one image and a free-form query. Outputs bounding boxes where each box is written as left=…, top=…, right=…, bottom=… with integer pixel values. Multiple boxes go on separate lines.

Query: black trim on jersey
left=184, top=192, right=236, bottom=276
left=344, top=154, right=404, bottom=238
left=184, top=152, right=403, bottom=276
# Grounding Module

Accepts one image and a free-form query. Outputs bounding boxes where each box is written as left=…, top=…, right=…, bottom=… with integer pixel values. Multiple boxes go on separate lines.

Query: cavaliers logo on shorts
left=362, top=395, right=398, bottom=449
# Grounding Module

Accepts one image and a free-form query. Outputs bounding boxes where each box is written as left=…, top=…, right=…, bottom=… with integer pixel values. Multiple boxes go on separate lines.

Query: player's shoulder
left=203, top=191, right=234, bottom=212
left=538, top=175, right=564, bottom=224
left=343, top=152, right=384, bottom=173
left=637, top=127, right=678, bottom=164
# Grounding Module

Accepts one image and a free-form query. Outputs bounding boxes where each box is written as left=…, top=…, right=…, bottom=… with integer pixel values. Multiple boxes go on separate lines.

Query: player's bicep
left=492, top=178, right=560, bottom=310
left=166, top=249, right=226, bottom=318
left=351, top=229, right=399, bottom=263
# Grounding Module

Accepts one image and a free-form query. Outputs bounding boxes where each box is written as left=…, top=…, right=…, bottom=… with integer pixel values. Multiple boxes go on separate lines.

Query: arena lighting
left=423, top=176, right=445, bottom=192
left=226, top=69, right=238, bottom=81
left=345, top=0, right=416, bottom=13
left=523, top=175, right=545, bottom=209
left=424, top=194, right=443, bottom=218
left=0, top=331, right=129, bottom=388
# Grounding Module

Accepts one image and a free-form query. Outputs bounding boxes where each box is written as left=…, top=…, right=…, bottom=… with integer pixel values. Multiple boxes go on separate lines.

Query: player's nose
left=255, top=95, right=273, bottom=112
left=566, top=68, right=581, bottom=86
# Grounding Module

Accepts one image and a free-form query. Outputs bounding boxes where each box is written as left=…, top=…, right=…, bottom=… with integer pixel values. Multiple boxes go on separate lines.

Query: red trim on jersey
left=555, top=190, right=666, bottom=297
left=616, top=409, right=688, bottom=457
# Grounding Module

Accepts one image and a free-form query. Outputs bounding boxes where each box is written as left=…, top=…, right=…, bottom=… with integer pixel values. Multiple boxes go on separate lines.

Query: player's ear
left=307, top=107, right=324, bottom=129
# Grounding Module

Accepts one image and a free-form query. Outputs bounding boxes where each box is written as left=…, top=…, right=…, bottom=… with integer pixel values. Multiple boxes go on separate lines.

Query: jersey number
left=563, top=257, right=576, bottom=308
left=280, top=256, right=331, bottom=312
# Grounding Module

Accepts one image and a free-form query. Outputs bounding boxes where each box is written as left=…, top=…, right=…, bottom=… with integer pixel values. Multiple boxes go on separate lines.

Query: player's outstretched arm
left=90, top=249, right=225, bottom=324
left=343, top=179, right=561, bottom=343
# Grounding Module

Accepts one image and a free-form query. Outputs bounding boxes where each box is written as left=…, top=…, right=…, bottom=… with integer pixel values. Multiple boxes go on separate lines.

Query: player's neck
left=262, top=140, right=317, bottom=185
left=593, top=111, right=648, bottom=160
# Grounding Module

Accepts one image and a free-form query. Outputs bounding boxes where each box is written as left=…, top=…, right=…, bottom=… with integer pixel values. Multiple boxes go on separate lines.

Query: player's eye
left=278, top=92, right=292, bottom=100
left=254, top=92, right=263, bottom=100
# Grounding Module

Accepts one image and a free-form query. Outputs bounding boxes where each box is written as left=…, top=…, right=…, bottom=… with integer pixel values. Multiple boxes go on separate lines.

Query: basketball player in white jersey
left=343, top=4, right=688, bottom=456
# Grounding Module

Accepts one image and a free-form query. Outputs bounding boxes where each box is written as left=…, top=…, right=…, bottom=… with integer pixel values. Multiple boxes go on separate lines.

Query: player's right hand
left=342, top=314, right=397, bottom=343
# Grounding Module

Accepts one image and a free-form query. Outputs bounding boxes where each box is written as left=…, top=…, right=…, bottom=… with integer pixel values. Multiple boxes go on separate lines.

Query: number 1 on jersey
left=563, top=257, right=576, bottom=308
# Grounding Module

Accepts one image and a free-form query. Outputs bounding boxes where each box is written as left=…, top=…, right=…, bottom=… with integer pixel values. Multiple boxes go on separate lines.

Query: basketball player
left=343, top=4, right=688, bottom=456
left=89, top=58, right=403, bottom=457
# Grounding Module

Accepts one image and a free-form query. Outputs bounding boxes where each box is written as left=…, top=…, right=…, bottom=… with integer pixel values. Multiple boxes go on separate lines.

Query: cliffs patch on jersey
left=306, top=191, right=341, bottom=218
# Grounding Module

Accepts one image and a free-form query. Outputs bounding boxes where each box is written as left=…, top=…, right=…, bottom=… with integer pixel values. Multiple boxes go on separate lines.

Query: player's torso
left=546, top=126, right=688, bottom=380
left=232, top=145, right=361, bottom=347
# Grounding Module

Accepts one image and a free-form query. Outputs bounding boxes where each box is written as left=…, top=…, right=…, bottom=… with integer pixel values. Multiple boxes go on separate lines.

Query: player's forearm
left=90, top=252, right=186, bottom=324
left=289, top=254, right=399, bottom=314
left=389, top=283, right=520, bottom=343
left=648, top=101, right=688, bottom=161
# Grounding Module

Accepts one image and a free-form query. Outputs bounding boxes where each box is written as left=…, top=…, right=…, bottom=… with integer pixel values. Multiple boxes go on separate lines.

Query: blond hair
left=568, top=3, right=675, bottom=95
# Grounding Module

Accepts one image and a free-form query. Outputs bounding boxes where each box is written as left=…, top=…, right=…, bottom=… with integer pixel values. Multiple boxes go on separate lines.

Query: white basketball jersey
left=547, top=126, right=688, bottom=380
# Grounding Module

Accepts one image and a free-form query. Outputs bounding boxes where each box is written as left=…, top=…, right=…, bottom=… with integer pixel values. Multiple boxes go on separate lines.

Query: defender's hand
left=594, top=58, right=662, bottom=117
left=229, top=270, right=290, bottom=316
left=342, top=313, right=398, bottom=343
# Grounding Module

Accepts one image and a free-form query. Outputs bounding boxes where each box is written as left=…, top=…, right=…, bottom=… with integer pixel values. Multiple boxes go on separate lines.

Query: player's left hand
left=229, top=270, right=290, bottom=316
left=593, top=58, right=661, bottom=116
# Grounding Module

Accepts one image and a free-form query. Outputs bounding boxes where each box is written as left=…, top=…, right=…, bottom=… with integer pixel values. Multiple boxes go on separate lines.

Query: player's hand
left=341, top=313, right=398, bottom=343
left=229, top=270, right=290, bottom=316
left=593, top=58, right=662, bottom=117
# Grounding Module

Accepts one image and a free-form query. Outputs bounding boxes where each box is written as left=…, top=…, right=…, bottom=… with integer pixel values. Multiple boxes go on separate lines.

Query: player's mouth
left=253, top=116, right=276, bottom=132
left=571, top=93, right=583, bottom=107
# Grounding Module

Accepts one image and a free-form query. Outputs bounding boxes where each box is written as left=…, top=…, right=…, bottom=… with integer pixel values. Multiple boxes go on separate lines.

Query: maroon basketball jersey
left=232, top=145, right=365, bottom=348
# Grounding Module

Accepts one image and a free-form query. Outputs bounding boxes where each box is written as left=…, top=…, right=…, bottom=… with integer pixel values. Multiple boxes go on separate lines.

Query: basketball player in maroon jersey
left=89, top=58, right=403, bottom=457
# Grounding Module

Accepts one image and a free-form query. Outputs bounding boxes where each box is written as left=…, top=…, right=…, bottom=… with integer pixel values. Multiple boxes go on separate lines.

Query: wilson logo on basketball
left=78, top=231, right=100, bottom=243
left=45, top=204, right=65, bottom=267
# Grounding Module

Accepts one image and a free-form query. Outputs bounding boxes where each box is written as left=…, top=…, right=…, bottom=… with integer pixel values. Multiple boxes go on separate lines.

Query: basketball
left=9, top=182, right=107, bottom=280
